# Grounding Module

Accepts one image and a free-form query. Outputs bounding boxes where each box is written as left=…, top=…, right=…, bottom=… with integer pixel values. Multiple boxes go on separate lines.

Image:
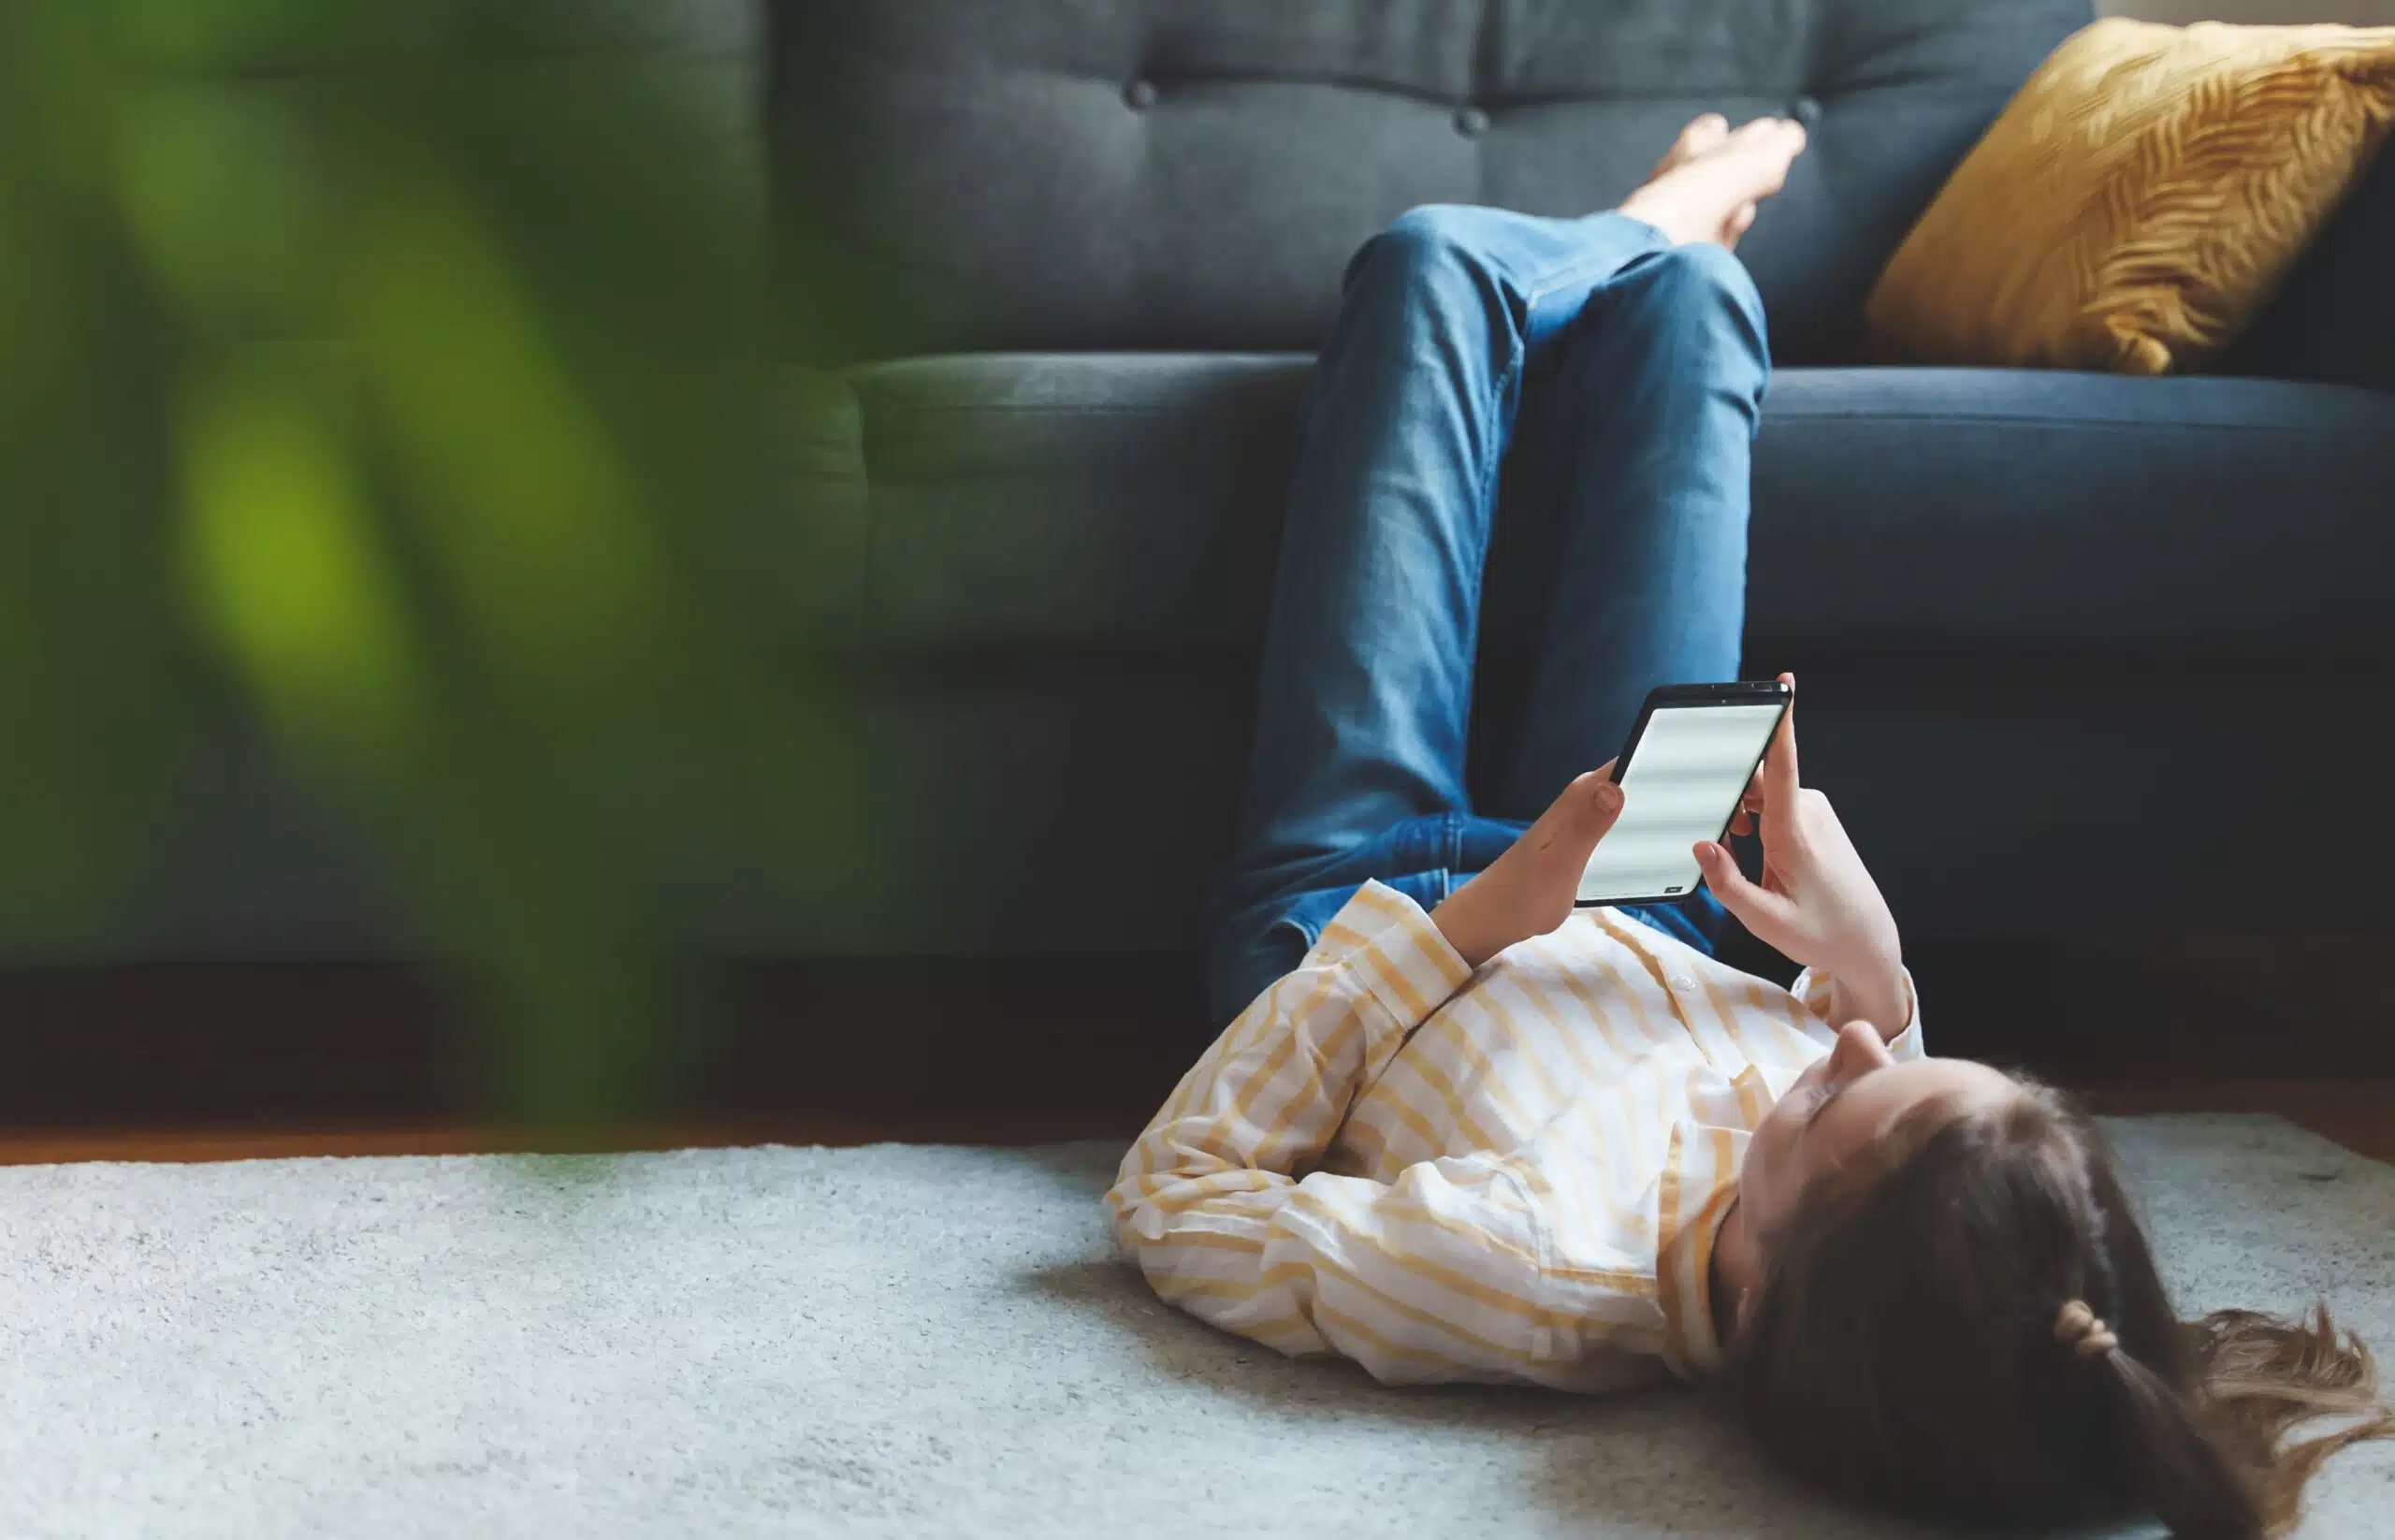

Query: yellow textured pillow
left=1866, top=18, right=2395, bottom=374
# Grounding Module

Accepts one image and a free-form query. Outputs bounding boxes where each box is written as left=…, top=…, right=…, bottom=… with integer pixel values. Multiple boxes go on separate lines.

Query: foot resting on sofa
left=1618, top=111, right=1808, bottom=249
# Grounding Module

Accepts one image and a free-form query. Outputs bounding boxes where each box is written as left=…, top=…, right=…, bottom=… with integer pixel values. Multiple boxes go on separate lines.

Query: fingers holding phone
left=1692, top=675, right=1903, bottom=1004
left=1433, top=763, right=1626, bottom=969
left=1722, top=677, right=1793, bottom=841
left=1727, top=765, right=1764, bottom=838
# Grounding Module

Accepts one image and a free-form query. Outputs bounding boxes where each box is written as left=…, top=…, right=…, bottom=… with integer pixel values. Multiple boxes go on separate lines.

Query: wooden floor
left=0, top=1111, right=1141, bottom=1167
left=3, top=1081, right=2388, bottom=1167
left=4, top=933, right=2390, bottom=1168
left=2074, top=1081, right=2395, bottom=1164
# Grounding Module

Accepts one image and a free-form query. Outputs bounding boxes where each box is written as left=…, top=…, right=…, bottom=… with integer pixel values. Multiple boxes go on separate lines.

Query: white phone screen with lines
left=1575, top=703, right=1783, bottom=905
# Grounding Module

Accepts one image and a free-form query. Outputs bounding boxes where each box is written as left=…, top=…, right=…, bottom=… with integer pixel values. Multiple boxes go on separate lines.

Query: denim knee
left=1622, top=241, right=1769, bottom=360
left=1345, top=204, right=1507, bottom=295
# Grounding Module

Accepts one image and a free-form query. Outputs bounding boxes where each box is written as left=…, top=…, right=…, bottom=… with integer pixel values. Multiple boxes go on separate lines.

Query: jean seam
left=1518, top=215, right=1664, bottom=312
left=1474, top=339, right=1521, bottom=628
left=1520, top=250, right=1625, bottom=311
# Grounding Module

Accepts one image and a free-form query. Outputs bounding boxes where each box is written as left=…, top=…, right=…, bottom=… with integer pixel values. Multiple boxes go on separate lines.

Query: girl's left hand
left=1692, top=677, right=1906, bottom=1027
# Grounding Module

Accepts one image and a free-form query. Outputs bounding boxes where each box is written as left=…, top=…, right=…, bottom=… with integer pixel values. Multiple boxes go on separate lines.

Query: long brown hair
left=1730, top=1079, right=2392, bottom=1537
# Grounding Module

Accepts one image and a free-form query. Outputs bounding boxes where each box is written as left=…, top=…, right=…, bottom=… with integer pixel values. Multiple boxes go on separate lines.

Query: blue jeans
left=1204, top=207, right=1770, bottom=1025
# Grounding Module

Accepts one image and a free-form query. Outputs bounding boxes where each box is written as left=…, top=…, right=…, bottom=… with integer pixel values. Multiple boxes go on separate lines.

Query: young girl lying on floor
left=1105, top=116, right=2390, bottom=1537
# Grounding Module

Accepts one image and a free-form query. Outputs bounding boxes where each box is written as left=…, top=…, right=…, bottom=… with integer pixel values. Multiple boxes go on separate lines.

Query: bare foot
left=1618, top=115, right=1807, bottom=250
left=1430, top=766, right=1623, bottom=969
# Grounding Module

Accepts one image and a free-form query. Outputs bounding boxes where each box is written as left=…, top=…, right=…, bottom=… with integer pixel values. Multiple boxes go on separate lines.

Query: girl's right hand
left=1431, top=763, right=1624, bottom=970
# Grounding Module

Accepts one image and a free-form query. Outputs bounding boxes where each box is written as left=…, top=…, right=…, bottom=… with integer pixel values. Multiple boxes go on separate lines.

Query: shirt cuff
left=1881, top=971, right=1924, bottom=1061
left=1792, top=965, right=1924, bottom=1059
left=1337, top=880, right=1474, bottom=1029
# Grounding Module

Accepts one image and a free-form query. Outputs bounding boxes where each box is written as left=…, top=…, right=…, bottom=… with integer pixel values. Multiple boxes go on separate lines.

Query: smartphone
left=1573, top=679, right=1793, bottom=908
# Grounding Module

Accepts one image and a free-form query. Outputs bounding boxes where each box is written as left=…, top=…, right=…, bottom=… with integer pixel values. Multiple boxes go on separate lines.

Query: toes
left=1728, top=116, right=1805, bottom=153
left=1720, top=118, right=1806, bottom=196
left=1757, top=118, right=1807, bottom=158
left=1657, top=112, right=1731, bottom=174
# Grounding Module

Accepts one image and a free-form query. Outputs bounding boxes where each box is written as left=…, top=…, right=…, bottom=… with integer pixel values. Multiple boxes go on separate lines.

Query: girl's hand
left=1691, top=676, right=1908, bottom=1034
left=1431, top=764, right=1624, bottom=970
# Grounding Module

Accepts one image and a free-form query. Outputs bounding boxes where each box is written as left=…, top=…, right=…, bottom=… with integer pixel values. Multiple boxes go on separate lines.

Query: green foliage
left=0, top=0, right=848, bottom=1125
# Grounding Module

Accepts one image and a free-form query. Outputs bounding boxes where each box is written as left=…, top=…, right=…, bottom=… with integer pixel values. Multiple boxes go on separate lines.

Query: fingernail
left=1594, top=781, right=1623, bottom=812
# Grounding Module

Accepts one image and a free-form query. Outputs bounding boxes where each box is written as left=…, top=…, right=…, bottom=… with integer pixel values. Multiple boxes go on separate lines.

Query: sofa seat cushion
left=816, top=354, right=2395, bottom=666
left=1749, top=368, right=2395, bottom=661
left=812, top=354, right=1306, bottom=657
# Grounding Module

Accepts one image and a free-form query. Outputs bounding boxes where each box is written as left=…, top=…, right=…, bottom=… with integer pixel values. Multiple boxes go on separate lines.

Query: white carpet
left=2, top=1116, right=2389, bottom=1539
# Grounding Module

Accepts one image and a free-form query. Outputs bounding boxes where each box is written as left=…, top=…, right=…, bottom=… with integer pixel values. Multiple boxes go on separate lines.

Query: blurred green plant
left=0, top=0, right=846, bottom=1125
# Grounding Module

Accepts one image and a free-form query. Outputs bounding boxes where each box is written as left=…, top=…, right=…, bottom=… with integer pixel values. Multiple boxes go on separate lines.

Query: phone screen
left=1575, top=702, right=1785, bottom=906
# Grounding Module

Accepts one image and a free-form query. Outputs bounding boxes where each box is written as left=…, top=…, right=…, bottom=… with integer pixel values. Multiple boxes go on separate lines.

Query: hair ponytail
left=1730, top=1081, right=2393, bottom=1537
left=2086, top=1329, right=2262, bottom=1540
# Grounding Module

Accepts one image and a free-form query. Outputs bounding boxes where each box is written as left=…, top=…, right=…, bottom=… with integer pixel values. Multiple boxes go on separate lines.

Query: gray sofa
left=13, top=0, right=2391, bottom=1007
left=788, top=0, right=2395, bottom=968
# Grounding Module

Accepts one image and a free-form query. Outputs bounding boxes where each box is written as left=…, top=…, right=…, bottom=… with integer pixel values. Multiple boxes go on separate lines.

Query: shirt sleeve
left=1103, top=881, right=1557, bottom=1385
left=1789, top=965, right=1924, bottom=1060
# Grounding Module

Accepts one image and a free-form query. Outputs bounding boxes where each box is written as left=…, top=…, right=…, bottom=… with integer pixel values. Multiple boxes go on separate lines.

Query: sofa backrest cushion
left=778, top=0, right=2091, bottom=365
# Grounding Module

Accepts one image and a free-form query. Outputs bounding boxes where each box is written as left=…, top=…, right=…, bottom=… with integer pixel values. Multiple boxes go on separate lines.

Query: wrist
left=1825, top=952, right=1909, bottom=1039
left=1430, top=889, right=1503, bottom=971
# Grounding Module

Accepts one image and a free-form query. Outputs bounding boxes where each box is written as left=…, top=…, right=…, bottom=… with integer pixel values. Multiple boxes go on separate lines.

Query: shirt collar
left=1656, top=1119, right=1748, bottom=1380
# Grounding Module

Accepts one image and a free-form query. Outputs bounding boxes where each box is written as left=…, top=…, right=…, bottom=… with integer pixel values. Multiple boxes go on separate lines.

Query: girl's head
left=1728, top=1058, right=2392, bottom=1538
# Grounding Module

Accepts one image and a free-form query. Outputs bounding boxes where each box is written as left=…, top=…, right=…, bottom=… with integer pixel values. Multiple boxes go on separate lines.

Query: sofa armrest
left=2224, top=139, right=2395, bottom=391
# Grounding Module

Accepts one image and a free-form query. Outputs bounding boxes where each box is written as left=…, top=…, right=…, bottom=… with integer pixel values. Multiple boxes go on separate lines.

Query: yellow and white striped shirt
left=1105, top=879, right=1922, bottom=1391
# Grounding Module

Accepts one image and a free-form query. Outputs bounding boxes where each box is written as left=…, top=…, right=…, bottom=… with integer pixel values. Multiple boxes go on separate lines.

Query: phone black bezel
left=1571, top=679, right=1793, bottom=909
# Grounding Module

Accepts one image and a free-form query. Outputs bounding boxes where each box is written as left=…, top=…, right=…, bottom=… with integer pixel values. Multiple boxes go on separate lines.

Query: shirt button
left=1454, top=105, right=1490, bottom=137
left=1791, top=94, right=1822, bottom=129
left=1124, top=79, right=1158, bottom=111
left=1671, top=974, right=1695, bottom=991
